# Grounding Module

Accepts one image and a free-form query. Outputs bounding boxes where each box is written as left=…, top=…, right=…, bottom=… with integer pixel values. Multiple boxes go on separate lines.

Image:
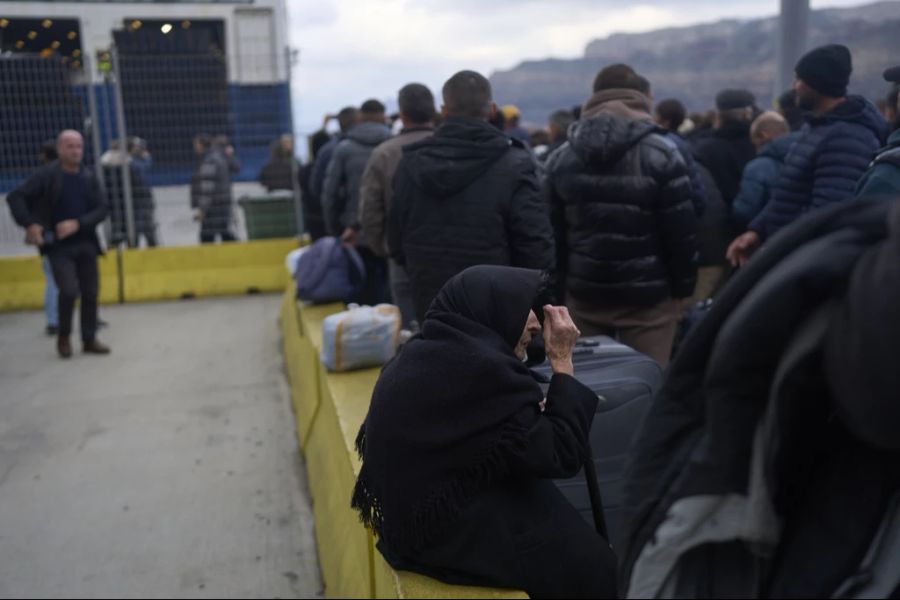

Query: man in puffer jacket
left=856, top=65, right=900, bottom=198
left=389, top=70, right=554, bottom=324
left=728, top=45, right=888, bottom=266
left=545, top=64, right=698, bottom=366
left=731, top=111, right=797, bottom=230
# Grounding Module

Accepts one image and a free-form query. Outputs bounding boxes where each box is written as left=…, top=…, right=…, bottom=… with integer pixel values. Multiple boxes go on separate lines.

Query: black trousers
left=48, top=240, right=99, bottom=343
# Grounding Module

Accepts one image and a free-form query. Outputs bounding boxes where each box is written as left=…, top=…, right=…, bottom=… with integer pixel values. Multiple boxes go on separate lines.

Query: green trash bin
left=238, top=190, right=301, bottom=240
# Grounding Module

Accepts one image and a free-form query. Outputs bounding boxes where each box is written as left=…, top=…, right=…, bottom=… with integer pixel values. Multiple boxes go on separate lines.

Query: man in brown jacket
left=359, top=83, right=436, bottom=327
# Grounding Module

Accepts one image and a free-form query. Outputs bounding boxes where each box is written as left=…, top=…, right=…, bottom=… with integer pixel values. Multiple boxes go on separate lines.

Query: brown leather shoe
left=57, top=336, right=72, bottom=359
left=83, top=340, right=111, bottom=355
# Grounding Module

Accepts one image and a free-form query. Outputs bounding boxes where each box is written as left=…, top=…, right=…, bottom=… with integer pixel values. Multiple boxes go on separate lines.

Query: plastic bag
left=321, top=304, right=401, bottom=372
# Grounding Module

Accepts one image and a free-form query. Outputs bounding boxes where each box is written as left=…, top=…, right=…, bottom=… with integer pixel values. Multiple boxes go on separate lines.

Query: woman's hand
left=542, top=305, right=580, bottom=376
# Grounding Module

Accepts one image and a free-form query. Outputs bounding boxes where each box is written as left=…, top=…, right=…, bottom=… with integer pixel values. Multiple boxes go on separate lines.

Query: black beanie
left=795, top=44, right=852, bottom=98
left=715, top=89, right=756, bottom=111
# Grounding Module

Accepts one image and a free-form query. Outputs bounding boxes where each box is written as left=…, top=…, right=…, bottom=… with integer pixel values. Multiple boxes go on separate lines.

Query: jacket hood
left=569, top=112, right=658, bottom=166
left=571, top=88, right=658, bottom=165
left=812, top=95, right=889, bottom=143
left=346, top=121, right=392, bottom=147
left=401, top=117, right=511, bottom=198
left=760, top=132, right=799, bottom=161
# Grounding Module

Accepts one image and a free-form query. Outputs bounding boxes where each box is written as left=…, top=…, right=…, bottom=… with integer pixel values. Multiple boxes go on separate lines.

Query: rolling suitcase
left=533, top=336, right=663, bottom=550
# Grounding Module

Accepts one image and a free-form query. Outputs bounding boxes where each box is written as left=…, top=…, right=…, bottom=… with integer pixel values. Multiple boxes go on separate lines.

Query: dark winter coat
left=750, top=96, right=888, bottom=239
left=258, top=156, right=298, bottom=192
left=692, top=120, right=757, bottom=205
left=620, top=199, right=900, bottom=599
left=321, top=121, right=392, bottom=237
left=667, top=131, right=708, bottom=216
left=353, top=266, right=616, bottom=599
left=855, top=128, right=900, bottom=198
left=190, top=148, right=233, bottom=232
left=731, top=133, right=798, bottom=229
left=388, top=117, right=555, bottom=323
left=6, top=161, right=108, bottom=255
left=545, top=88, right=698, bottom=308
left=100, top=150, right=154, bottom=244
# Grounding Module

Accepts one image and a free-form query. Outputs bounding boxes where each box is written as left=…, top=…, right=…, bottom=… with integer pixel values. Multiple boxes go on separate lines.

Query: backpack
left=295, top=236, right=365, bottom=304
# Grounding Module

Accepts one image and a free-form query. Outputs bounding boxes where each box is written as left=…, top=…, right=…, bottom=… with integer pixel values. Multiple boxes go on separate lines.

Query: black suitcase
left=533, top=336, right=663, bottom=550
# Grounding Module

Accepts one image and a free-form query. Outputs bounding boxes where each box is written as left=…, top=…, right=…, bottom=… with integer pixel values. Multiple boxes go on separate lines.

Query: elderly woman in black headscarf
left=352, top=266, right=617, bottom=598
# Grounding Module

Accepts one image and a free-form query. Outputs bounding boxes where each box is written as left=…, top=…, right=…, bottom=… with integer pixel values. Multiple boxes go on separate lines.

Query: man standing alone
left=7, top=130, right=111, bottom=358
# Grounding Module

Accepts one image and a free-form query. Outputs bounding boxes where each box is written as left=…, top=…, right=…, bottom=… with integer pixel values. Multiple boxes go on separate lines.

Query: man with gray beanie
left=728, top=44, right=888, bottom=266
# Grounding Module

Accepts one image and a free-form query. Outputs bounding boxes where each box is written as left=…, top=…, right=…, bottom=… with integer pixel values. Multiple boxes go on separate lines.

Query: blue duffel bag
left=294, top=236, right=366, bottom=304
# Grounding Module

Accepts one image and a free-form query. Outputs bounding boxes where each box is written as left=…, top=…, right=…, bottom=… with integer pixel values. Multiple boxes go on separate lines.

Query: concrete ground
left=0, top=182, right=267, bottom=257
left=0, top=295, right=323, bottom=599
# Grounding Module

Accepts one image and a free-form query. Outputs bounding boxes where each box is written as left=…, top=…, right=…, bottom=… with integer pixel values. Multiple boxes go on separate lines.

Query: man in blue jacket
left=728, top=45, right=888, bottom=266
left=856, top=65, right=900, bottom=198
left=731, top=111, right=795, bottom=229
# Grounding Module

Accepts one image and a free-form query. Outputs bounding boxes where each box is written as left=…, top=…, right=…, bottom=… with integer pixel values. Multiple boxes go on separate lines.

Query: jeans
left=41, top=255, right=58, bottom=327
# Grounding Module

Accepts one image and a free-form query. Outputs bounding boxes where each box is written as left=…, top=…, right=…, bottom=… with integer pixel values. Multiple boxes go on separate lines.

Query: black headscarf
left=352, top=266, right=547, bottom=553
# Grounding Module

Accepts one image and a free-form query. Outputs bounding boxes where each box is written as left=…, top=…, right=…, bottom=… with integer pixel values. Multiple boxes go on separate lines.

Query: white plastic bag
left=285, top=246, right=308, bottom=277
left=320, top=304, right=401, bottom=372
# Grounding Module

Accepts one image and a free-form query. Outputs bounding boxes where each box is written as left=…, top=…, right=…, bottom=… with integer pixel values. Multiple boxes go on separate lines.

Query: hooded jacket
left=855, top=128, right=900, bottom=198
left=731, top=132, right=799, bottom=229
left=750, top=96, right=888, bottom=239
left=321, top=121, right=392, bottom=238
left=545, top=88, right=698, bottom=307
left=388, top=117, right=555, bottom=323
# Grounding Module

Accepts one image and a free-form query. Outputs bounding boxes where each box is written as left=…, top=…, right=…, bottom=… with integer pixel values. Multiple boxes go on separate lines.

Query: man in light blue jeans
left=41, top=255, right=59, bottom=335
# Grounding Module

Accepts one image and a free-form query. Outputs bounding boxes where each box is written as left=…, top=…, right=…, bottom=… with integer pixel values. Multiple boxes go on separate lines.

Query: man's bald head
left=750, top=111, right=789, bottom=150
left=56, top=130, right=84, bottom=170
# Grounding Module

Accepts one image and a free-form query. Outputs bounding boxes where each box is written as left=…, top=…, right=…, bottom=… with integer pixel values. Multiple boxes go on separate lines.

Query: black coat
left=6, top=161, right=108, bottom=255
left=388, top=117, right=555, bottom=323
left=620, top=199, right=900, bottom=598
left=102, top=162, right=154, bottom=242
left=353, top=266, right=616, bottom=598
left=545, top=112, right=698, bottom=307
left=692, top=120, right=757, bottom=205
left=750, top=96, right=888, bottom=239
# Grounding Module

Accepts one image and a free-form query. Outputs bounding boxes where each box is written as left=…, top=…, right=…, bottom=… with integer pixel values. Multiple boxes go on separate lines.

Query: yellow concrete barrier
left=0, top=252, right=119, bottom=311
left=279, top=285, right=528, bottom=599
left=0, top=238, right=297, bottom=311
left=120, top=238, right=298, bottom=302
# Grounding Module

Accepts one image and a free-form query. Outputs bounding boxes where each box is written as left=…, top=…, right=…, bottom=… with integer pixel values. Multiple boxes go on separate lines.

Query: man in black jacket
left=545, top=65, right=697, bottom=366
left=692, top=89, right=758, bottom=207
left=389, top=70, right=555, bottom=323
left=6, top=130, right=111, bottom=358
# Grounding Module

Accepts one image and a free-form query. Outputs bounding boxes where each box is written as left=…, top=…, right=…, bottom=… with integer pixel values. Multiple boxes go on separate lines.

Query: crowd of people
left=6, top=38, right=900, bottom=597
left=342, top=44, right=900, bottom=597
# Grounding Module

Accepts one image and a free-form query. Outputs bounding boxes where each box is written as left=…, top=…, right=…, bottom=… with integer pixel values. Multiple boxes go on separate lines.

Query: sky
left=286, top=0, right=879, bottom=141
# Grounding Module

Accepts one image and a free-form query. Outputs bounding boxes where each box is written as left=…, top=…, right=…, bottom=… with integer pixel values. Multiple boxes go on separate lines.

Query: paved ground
left=0, top=295, right=323, bottom=599
left=0, top=182, right=266, bottom=257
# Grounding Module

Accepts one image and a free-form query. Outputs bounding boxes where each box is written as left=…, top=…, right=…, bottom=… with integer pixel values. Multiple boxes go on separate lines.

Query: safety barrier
left=0, top=238, right=298, bottom=311
left=279, top=285, right=528, bottom=599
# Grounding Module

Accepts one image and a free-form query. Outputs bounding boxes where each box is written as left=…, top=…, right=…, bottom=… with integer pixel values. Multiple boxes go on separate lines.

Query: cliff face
left=490, top=1, right=900, bottom=125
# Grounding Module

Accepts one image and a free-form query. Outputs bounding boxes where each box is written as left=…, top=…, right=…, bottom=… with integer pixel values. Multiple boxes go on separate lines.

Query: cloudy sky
left=286, top=0, right=876, bottom=138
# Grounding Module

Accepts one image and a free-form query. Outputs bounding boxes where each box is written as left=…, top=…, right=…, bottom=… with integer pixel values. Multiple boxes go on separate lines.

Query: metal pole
left=775, top=0, right=810, bottom=101
left=110, top=46, right=136, bottom=248
left=84, top=55, right=106, bottom=201
left=285, top=46, right=305, bottom=239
